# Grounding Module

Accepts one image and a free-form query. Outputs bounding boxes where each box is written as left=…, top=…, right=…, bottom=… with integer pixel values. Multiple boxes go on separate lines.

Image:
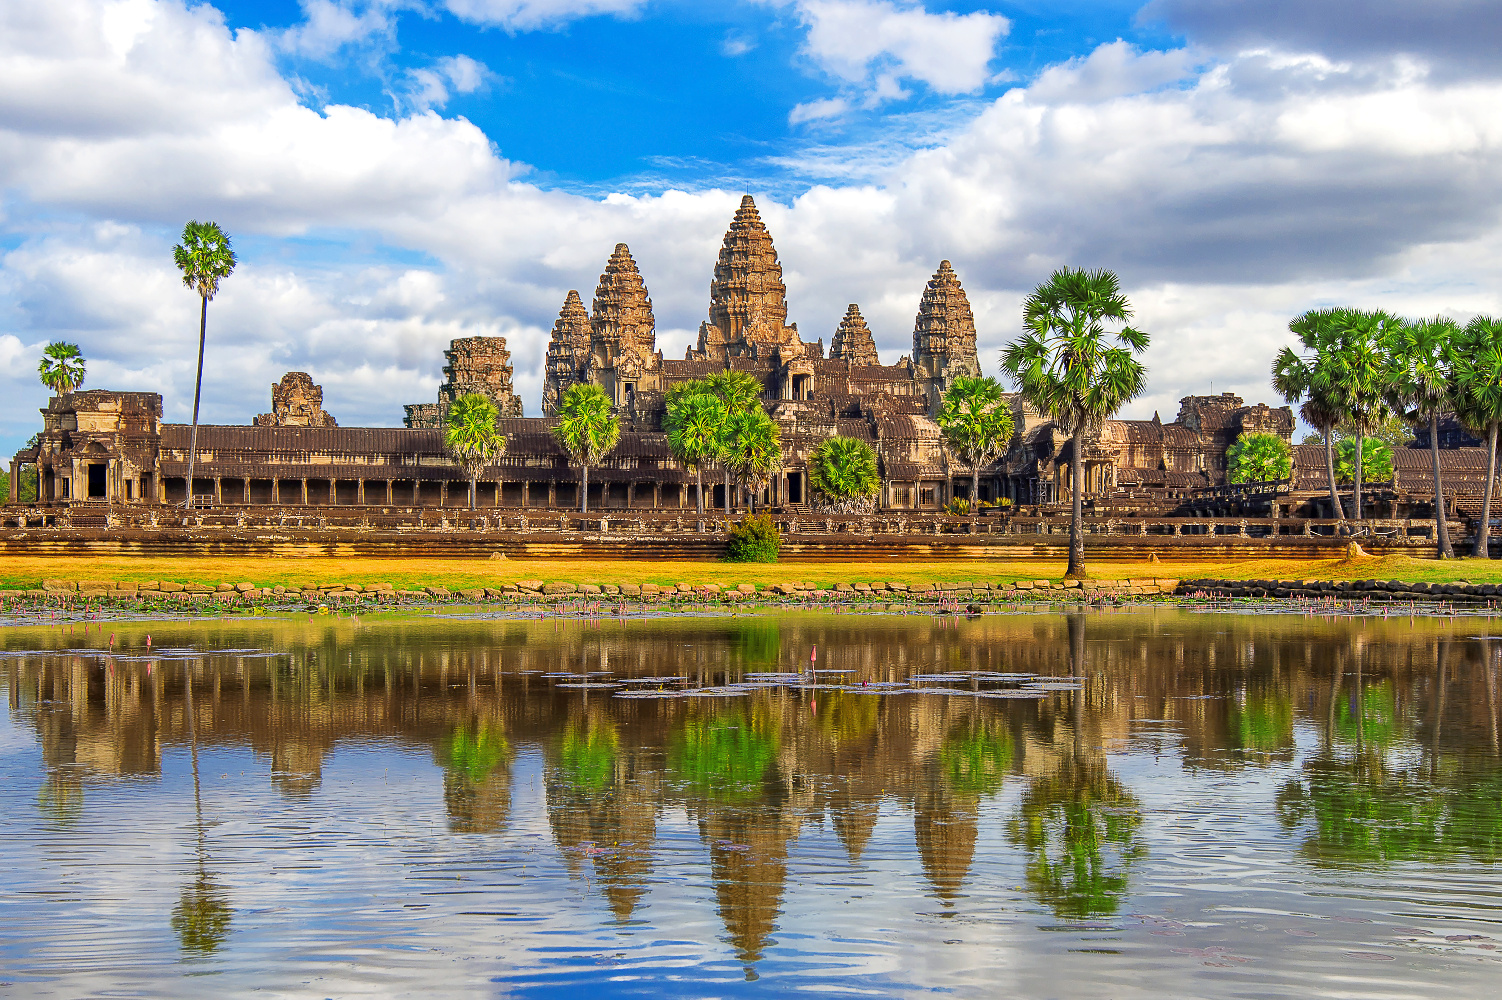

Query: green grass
left=4, top=552, right=1501, bottom=591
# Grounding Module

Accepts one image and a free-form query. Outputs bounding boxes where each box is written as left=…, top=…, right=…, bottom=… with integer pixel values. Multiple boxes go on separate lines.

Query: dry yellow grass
left=4, top=551, right=1499, bottom=590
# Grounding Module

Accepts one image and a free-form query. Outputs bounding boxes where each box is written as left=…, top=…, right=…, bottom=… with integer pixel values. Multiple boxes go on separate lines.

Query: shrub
left=726, top=513, right=781, bottom=563
left=808, top=436, right=880, bottom=506
left=1334, top=437, right=1394, bottom=483
left=1226, top=432, right=1292, bottom=484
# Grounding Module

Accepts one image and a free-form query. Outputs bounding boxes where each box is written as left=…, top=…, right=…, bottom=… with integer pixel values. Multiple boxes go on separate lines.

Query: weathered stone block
left=43, top=580, right=75, bottom=592
left=621, top=584, right=641, bottom=596
left=543, top=582, right=578, bottom=595
left=1015, top=580, right=1034, bottom=590
left=518, top=580, right=543, bottom=591
left=580, top=584, right=602, bottom=595
left=737, top=584, right=756, bottom=594
left=236, top=582, right=255, bottom=593
left=426, top=586, right=451, bottom=598
left=459, top=588, right=486, bottom=600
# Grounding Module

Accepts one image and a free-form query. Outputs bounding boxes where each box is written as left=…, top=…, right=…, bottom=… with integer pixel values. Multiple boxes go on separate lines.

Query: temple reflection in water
left=8, top=610, right=1502, bottom=966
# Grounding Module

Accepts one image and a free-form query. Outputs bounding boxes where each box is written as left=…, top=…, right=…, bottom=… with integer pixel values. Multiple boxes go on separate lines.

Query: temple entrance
left=712, top=483, right=726, bottom=510
left=87, top=464, right=106, bottom=499
left=787, top=472, right=803, bottom=504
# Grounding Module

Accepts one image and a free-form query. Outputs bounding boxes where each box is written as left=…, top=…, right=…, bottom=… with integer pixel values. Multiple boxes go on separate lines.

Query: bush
left=726, top=513, right=781, bottom=563
left=944, top=497, right=971, bottom=515
left=808, top=437, right=880, bottom=504
left=1226, top=432, right=1292, bottom=484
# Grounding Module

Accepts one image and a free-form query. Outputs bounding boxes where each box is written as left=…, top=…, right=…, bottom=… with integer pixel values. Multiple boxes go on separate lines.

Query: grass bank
left=5, top=552, right=1502, bottom=591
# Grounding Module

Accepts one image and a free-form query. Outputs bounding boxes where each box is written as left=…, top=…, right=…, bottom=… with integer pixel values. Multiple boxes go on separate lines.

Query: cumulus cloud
left=787, top=0, right=1010, bottom=108
left=440, top=0, right=647, bottom=31
left=788, top=96, right=850, bottom=125
left=276, top=0, right=404, bottom=59
left=404, top=53, right=495, bottom=110
left=5, top=0, right=1502, bottom=453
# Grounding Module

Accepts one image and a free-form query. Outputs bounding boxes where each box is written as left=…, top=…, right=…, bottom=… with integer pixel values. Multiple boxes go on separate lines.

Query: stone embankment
left=5, top=576, right=1185, bottom=609
left=1182, top=578, right=1500, bottom=601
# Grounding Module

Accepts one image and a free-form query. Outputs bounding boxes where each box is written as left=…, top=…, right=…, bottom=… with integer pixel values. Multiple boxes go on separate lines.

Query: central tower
left=692, top=195, right=803, bottom=362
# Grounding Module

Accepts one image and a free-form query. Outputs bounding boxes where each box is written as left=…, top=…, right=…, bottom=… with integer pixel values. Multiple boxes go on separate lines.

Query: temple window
left=792, top=374, right=811, bottom=399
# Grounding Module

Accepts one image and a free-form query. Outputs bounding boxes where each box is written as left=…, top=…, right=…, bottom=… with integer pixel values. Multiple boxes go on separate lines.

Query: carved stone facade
left=255, top=372, right=337, bottom=428
left=404, top=336, right=524, bottom=428
left=542, top=290, right=591, bottom=415
left=830, top=304, right=879, bottom=365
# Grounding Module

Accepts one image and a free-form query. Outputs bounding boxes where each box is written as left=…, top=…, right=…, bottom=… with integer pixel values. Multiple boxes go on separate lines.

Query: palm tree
left=937, top=375, right=1015, bottom=510
left=1456, top=316, right=1502, bottom=557
left=1273, top=310, right=1348, bottom=523
left=1388, top=317, right=1459, bottom=557
left=808, top=436, right=881, bottom=507
left=1001, top=267, right=1148, bottom=580
left=666, top=389, right=725, bottom=516
left=1225, top=432, right=1292, bottom=484
left=722, top=408, right=782, bottom=512
left=702, top=370, right=762, bottom=515
left=552, top=383, right=620, bottom=514
left=1322, top=308, right=1400, bottom=522
left=172, top=221, right=237, bottom=506
left=38, top=342, right=86, bottom=395
left=444, top=393, right=507, bottom=510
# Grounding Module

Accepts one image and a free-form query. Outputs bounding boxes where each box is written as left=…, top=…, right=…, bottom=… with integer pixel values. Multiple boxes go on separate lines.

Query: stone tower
left=542, top=289, right=591, bottom=415
left=912, top=260, right=980, bottom=411
left=403, top=336, right=523, bottom=427
left=588, top=244, right=659, bottom=412
left=255, top=372, right=337, bottom=427
left=693, top=195, right=802, bottom=362
left=830, top=304, right=880, bottom=365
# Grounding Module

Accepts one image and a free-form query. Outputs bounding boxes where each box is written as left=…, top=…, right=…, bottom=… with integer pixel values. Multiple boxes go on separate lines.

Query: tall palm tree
left=37, top=342, right=86, bottom=395
left=444, top=393, right=507, bottom=510
left=702, top=370, right=762, bottom=515
left=1001, top=267, right=1148, bottom=580
left=172, top=221, right=237, bottom=506
left=1388, top=317, right=1459, bottom=557
left=1274, top=309, right=1348, bottom=523
left=666, top=389, right=725, bottom=516
left=1456, top=316, right=1502, bottom=558
left=552, top=383, right=620, bottom=514
left=722, top=408, right=782, bottom=512
left=937, top=375, right=1015, bottom=510
left=1322, top=309, right=1400, bottom=522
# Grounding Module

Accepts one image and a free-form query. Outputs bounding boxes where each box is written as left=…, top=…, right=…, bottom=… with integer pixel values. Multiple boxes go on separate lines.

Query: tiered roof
left=830, top=303, right=880, bottom=365
left=542, top=290, right=591, bottom=413
left=591, top=244, right=656, bottom=359
left=699, top=195, right=799, bottom=359
left=912, top=260, right=979, bottom=377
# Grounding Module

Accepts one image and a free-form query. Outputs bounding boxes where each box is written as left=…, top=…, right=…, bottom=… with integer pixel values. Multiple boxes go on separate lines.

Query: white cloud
left=789, top=97, right=850, bottom=125
left=8, top=0, right=1502, bottom=453
left=790, top=0, right=1011, bottom=105
left=404, top=54, right=495, bottom=110
left=439, top=0, right=646, bottom=31
left=276, top=0, right=403, bottom=59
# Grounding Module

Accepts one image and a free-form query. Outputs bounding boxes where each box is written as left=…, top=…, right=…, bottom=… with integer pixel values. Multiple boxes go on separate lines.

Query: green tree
left=937, top=375, right=1015, bottom=508
left=444, top=393, right=507, bottom=510
left=702, top=370, right=763, bottom=514
left=1225, top=432, right=1292, bottom=484
left=1002, top=267, right=1148, bottom=579
left=1455, top=316, right=1502, bottom=557
left=1388, top=317, right=1459, bottom=557
left=722, top=407, right=782, bottom=512
left=1322, top=309, right=1401, bottom=520
left=666, top=388, right=725, bottom=516
left=1274, top=309, right=1358, bottom=523
left=558, top=717, right=620, bottom=792
left=668, top=707, right=780, bottom=803
left=1335, top=437, right=1393, bottom=483
left=37, top=341, right=86, bottom=395
left=172, top=221, right=237, bottom=506
left=552, top=383, right=621, bottom=514
left=808, top=436, right=880, bottom=509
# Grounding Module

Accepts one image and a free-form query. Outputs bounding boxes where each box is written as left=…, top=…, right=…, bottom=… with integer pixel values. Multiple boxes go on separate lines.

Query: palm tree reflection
left=438, top=716, right=512, bottom=834
left=171, top=662, right=231, bottom=956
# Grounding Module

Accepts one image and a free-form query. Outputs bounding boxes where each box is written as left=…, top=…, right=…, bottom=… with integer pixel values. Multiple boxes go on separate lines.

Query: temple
left=9, top=194, right=1423, bottom=520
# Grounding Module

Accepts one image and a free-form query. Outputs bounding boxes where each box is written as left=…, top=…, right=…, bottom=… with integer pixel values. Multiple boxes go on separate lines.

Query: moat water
left=3, top=609, right=1501, bottom=998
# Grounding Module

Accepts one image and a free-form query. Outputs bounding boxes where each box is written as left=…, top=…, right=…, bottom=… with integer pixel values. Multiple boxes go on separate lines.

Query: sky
left=5, top=0, right=1502, bottom=453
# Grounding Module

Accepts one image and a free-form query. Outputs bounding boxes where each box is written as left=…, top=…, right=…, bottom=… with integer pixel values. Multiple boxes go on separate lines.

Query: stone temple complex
left=22, top=193, right=1475, bottom=526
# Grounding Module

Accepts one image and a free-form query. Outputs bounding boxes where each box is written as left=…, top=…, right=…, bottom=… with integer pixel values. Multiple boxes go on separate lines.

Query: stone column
left=9, top=457, right=18, bottom=503
left=627, top=482, right=635, bottom=509
left=301, top=479, right=308, bottom=505
left=440, top=482, right=448, bottom=508
left=413, top=481, right=420, bottom=505
left=548, top=480, right=557, bottom=507
left=271, top=478, right=279, bottom=505
left=243, top=479, right=250, bottom=504
left=653, top=483, right=660, bottom=508
left=214, top=477, right=223, bottom=504
left=358, top=479, right=366, bottom=504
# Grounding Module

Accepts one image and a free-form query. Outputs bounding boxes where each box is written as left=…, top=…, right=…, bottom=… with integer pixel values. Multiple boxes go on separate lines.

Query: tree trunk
left=696, top=468, right=704, bottom=516
left=469, top=474, right=477, bottom=511
left=971, top=465, right=980, bottom=514
left=1066, top=434, right=1087, bottom=579
left=1430, top=410, right=1453, bottom=558
left=1476, top=422, right=1499, bottom=558
left=183, top=294, right=208, bottom=507
left=1353, top=426, right=1365, bottom=523
left=580, top=464, right=589, bottom=513
left=1323, top=426, right=1344, bottom=522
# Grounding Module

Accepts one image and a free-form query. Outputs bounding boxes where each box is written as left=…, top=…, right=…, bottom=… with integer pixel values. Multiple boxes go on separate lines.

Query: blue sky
left=3, top=0, right=1502, bottom=453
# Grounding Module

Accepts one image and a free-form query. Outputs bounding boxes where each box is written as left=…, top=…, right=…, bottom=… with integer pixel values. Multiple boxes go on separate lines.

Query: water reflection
left=5, top=610, right=1502, bottom=990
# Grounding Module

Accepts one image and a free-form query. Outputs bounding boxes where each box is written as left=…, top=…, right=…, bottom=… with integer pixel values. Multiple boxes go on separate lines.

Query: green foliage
left=444, top=393, right=506, bottom=508
left=665, top=387, right=725, bottom=514
left=444, top=723, right=510, bottom=785
left=1333, top=681, right=1400, bottom=750
left=722, top=407, right=782, bottom=502
left=558, top=718, right=619, bottom=792
left=552, top=383, right=621, bottom=513
left=1335, top=437, right=1393, bottom=482
left=0, top=466, right=39, bottom=503
left=1225, top=432, right=1292, bottom=484
left=38, top=341, right=86, bottom=395
left=726, top=512, right=780, bottom=562
left=700, top=369, right=762, bottom=410
left=1226, top=691, right=1294, bottom=755
left=171, top=876, right=232, bottom=955
left=173, top=220, right=237, bottom=301
left=937, top=376, right=1015, bottom=495
left=808, top=436, right=880, bottom=501
left=668, top=707, right=780, bottom=802
left=939, top=722, right=1014, bottom=797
